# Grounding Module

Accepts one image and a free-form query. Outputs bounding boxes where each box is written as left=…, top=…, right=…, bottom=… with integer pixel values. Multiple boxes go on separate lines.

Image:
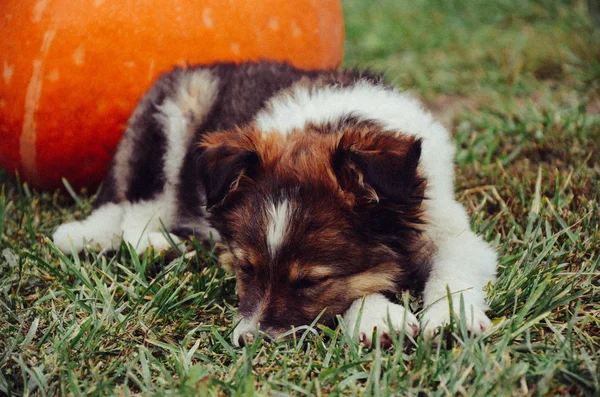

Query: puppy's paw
left=53, top=204, right=124, bottom=254
left=129, top=232, right=181, bottom=254
left=421, top=301, right=492, bottom=339
left=343, top=294, right=419, bottom=347
left=53, top=221, right=87, bottom=253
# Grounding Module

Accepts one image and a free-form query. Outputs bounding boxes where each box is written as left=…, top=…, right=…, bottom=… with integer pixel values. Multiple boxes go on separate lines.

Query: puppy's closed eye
left=306, top=220, right=324, bottom=233
left=294, top=277, right=328, bottom=290
left=239, top=264, right=255, bottom=277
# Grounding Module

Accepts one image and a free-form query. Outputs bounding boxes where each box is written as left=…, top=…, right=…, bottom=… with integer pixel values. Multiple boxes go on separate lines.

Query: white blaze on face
left=266, top=199, right=292, bottom=258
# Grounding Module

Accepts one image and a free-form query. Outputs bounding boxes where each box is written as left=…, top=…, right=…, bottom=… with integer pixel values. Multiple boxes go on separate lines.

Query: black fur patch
left=125, top=102, right=168, bottom=202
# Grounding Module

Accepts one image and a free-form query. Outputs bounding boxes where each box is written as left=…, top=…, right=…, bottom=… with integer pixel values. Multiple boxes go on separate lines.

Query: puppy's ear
left=197, top=137, right=259, bottom=208
left=333, top=129, right=424, bottom=206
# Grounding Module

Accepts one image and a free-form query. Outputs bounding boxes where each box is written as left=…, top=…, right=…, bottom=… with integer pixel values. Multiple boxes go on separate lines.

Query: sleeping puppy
left=53, top=61, right=497, bottom=347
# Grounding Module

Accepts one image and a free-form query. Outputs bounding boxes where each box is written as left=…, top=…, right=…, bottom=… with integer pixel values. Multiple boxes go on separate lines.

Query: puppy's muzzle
left=233, top=320, right=292, bottom=347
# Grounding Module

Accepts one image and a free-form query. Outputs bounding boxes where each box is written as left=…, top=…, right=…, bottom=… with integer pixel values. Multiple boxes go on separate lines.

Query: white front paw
left=53, top=221, right=87, bottom=253
left=146, top=232, right=181, bottom=252
left=53, top=220, right=123, bottom=254
left=421, top=301, right=492, bottom=338
left=127, top=232, right=181, bottom=254
left=343, top=294, right=419, bottom=346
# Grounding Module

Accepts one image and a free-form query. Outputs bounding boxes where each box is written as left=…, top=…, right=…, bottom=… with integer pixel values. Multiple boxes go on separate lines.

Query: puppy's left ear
left=197, top=133, right=259, bottom=208
left=333, top=129, right=424, bottom=206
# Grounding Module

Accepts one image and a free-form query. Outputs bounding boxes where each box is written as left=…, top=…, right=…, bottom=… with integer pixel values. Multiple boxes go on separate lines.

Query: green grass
left=1, top=0, right=599, bottom=395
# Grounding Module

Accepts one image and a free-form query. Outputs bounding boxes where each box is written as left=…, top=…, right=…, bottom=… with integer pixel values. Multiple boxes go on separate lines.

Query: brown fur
left=203, top=121, right=431, bottom=336
left=200, top=121, right=424, bottom=206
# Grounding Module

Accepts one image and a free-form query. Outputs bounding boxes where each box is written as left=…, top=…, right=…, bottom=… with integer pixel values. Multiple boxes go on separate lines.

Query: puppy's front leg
left=120, top=201, right=181, bottom=254
left=421, top=199, right=497, bottom=337
left=342, top=294, right=419, bottom=346
left=53, top=203, right=124, bottom=253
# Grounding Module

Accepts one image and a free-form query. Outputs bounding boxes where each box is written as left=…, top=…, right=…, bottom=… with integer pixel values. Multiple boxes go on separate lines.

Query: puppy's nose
left=237, top=331, right=255, bottom=347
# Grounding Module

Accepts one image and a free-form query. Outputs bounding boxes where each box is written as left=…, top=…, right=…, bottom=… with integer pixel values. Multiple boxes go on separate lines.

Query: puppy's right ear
left=332, top=128, right=424, bottom=208
left=197, top=134, right=259, bottom=208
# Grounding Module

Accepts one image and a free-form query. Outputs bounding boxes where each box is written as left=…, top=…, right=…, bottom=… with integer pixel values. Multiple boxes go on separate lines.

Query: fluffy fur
left=53, top=61, right=497, bottom=347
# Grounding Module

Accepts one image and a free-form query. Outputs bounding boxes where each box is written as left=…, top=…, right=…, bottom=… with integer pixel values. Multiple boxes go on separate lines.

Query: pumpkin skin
left=0, top=0, right=344, bottom=190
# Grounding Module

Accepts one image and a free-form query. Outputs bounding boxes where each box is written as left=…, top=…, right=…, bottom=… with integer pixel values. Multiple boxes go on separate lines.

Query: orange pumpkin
left=0, top=0, right=344, bottom=190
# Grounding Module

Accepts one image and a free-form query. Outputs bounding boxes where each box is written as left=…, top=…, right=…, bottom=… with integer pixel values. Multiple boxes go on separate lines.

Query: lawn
left=1, top=0, right=599, bottom=395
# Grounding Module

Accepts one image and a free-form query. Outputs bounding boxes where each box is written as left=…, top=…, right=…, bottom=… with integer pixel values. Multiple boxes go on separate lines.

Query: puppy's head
left=197, top=122, right=425, bottom=345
